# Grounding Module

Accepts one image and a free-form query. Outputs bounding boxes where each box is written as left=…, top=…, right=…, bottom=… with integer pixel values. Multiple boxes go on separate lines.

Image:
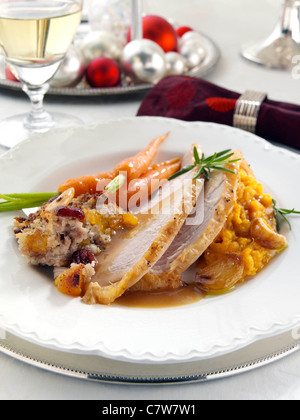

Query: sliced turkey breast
left=136, top=151, right=242, bottom=289
left=82, top=153, right=205, bottom=305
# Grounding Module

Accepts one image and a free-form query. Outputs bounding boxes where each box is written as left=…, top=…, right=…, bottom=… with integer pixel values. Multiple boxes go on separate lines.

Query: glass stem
left=131, top=0, right=143, bottom=40
left=22, top=83, right=54, bottom=132
left=281, top=0, right=300, bottom=42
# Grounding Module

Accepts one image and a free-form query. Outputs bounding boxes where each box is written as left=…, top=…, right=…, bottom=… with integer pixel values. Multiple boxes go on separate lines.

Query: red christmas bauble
left=86, top=57, right=121, bottom=88
left=128, top=15, right=178, bottom=53
left=176, top=26, right=193, bottom=38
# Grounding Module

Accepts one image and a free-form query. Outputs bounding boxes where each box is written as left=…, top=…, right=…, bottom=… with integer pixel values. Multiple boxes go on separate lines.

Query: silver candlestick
left=241, top=0, right=300, bottom=69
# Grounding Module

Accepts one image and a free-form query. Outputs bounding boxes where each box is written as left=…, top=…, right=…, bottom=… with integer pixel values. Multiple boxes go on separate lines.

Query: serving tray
left=1, top=329, right=299, bottom=385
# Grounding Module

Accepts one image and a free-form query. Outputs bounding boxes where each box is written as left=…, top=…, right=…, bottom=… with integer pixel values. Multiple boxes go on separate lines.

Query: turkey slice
left=141, top=150, right=243, bottom=285
left=82, top=150, right=204, bottom=305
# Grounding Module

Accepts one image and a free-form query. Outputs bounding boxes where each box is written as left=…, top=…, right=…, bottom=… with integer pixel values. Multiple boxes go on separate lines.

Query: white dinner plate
left=0, top=117, right=299, bottom=364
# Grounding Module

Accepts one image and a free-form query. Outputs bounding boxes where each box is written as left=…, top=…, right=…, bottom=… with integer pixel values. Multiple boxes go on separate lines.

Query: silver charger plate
left=0, top=32, right=220, bottom=97
left=0, top=329, right=299, bottom=385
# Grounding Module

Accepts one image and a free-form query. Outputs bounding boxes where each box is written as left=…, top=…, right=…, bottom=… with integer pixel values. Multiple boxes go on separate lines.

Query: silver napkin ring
left=233, top=90, right=268, bottom=134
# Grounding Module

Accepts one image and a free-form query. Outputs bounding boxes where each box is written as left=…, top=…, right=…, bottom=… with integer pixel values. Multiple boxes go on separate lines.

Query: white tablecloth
left=0, top=0, right=299, bottom=400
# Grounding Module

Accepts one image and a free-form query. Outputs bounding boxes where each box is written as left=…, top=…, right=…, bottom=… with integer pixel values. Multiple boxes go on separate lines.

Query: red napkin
left=137, top=76, right=300, bottom=151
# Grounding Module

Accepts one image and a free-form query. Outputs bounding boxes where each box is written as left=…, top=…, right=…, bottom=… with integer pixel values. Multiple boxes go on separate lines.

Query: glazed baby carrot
left=58, top=173, right=114, bottom=197
left=126, top=158, right=182, bottom=207
left=112, top=132, right=170, bottom=182
left=58, top=133, right=170, bottom=197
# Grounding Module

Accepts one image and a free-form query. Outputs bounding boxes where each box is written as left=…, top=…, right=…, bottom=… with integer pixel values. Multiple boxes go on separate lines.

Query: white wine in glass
left=0, top=0, right=83, bottom=148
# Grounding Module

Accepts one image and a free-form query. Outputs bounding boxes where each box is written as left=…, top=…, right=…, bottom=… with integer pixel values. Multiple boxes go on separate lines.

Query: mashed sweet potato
left=200, top=161, right=287, bottom=282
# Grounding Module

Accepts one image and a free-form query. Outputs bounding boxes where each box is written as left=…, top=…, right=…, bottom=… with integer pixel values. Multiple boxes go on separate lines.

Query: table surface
left=0, top=0, right=300, bottom=400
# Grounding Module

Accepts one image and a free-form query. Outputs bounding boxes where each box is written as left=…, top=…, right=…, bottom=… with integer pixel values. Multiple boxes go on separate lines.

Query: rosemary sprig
left=272, top=199, right=300, bottom=231
left=0, top=192, right=59, bottom=212
left=168, top=148, right=241, bottom=181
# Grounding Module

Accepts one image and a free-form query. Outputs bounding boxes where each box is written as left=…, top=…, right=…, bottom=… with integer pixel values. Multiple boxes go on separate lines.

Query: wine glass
left=241, top=0, right=300, bottom=69
left=0, top=0, right=83, bottom=148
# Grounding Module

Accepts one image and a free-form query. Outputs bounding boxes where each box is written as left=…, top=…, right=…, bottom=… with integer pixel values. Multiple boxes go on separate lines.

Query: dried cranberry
left=55, top=206, right=85, bottom=220
left=14, top=227, right=25, bottom=235
left=72, top=249, right=97, bottom=265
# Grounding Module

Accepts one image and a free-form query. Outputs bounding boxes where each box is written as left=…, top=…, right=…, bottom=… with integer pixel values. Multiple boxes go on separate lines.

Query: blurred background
left=0, top=0, right=298, bottom=134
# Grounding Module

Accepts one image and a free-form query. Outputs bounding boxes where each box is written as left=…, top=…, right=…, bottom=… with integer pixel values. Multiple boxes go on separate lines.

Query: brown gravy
left=115, top=285, right=206, bottom=309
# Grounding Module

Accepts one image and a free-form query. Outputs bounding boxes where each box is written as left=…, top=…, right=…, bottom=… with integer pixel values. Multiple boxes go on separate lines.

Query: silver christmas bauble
left=80, top=30, right=123, bottom=64
left=121, top=39, right=167, bottom=84
left=180, top=40, right=206, bottom=69
left=51, top=45, right=86, bottom=88
left=181, top=31, right=205, bottom=45
left=165, top=52, right=188, bottom=75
